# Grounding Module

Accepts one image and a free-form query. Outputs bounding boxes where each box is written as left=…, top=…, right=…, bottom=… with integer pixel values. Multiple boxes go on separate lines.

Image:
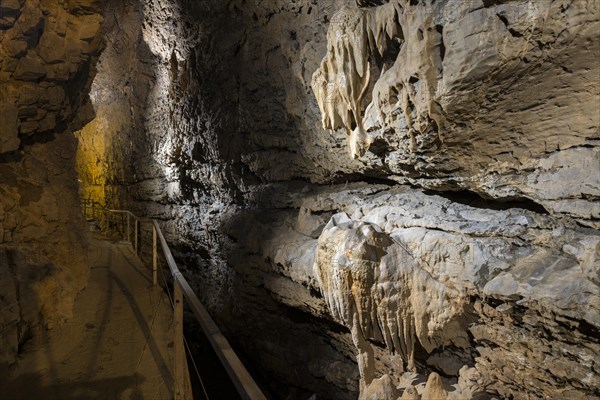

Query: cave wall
left=73, top=0, right=599, bottom=399
left=0, top=0, right=104, bottom=365
left=76, top=1, right=365, bottom=397
left=75, top=0, right=155, bottom=208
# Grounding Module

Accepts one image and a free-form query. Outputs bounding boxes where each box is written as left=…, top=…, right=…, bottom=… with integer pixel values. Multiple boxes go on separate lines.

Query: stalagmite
left=421, top=372, right=448, bottom=400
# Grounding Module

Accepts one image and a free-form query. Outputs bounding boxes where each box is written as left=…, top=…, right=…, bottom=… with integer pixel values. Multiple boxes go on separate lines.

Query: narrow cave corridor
left=1, top=0, right=599, bottom=400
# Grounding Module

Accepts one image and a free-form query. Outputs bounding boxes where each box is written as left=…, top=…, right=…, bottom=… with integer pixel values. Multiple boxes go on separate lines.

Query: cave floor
left=1, top=235, right=178, bottom=400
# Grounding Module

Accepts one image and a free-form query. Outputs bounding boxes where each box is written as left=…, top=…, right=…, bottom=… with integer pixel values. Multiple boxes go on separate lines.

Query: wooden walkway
left=1, top=235, right=183, bottom=400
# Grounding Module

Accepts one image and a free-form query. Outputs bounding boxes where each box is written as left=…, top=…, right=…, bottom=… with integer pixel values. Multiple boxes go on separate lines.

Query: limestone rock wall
left=71, top=0, right=600, bottom=399
left=75, top=0, right=155, bottom=208
left=312, top=0, right=600, bottom=225
left=224, top=182, right=599, bottom=398
left=0, top=0, right=103, bottom=365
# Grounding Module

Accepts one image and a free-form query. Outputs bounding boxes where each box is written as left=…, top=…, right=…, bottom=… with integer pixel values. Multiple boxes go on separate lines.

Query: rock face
left=224, top=182, right=599, bottom=399
left=0, top=0, right=103, bottom=365
left=311, top=0, right=599, bottom=225
left=310, top=184, right=599, bottom=398
left=68, top=0, right=599, bottom=399
left=75, top=0, right=154, bottom=206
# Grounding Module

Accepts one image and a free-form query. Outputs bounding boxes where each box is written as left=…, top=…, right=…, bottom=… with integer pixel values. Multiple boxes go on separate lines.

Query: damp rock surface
left=312, top=0, right=600, bottom=225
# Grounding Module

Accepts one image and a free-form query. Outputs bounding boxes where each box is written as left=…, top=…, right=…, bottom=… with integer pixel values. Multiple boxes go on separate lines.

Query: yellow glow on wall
left=75, top=115, right=109, bottom=207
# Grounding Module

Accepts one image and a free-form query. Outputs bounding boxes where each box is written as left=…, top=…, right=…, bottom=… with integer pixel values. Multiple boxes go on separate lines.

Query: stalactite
left=311, top=3, right=403, bottom=158
left=313, top=213, right=470, bottom=382
left=312, top=0, right=449, bottom=158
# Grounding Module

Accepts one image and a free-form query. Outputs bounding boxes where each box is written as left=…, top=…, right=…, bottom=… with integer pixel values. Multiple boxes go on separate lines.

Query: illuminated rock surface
left=312, top=0, right=599, bottom=225
left=226, top=182, right=599, bottom=399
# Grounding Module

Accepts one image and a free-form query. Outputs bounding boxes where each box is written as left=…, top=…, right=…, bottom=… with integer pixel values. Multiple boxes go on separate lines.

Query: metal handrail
left=81, top=200, right=267, bottom=400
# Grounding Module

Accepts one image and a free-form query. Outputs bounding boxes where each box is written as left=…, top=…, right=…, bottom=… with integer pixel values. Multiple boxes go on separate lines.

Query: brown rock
left=38, top=112, right=56, bottom=131
left=19, top=119, right=39, bottom=134
left=45, top=85, right=65, bottom=109
left=421, top=373, right=447, bottom=400
left=0, top=250, right=19, bottom=364
left=46, top=12, right=68, bottom=37
left=0, top=16, right=17, bottom=29
left=76, top=14, right=102, bottom=42
left=18, top=84, right=38, bottom=105
left=4, top=38, right=28, bottom=57
left=0, top=107, right=20, bottom=152
left=17, top=105, right=37, bottom=118
left=66, top=0, right=102, bottom=15
left=1, top=56, right=19, bottom=73
left=13, top=53, right=47, bottom=80
left=46, top=62, right=70, bottom=81
left=17, top=2, right=42, bottom=37
left=0, top=0, right=22, bottom=12
left=38, top=31, right=66, bottom=63
left=0, top=0, right=21, bottom=28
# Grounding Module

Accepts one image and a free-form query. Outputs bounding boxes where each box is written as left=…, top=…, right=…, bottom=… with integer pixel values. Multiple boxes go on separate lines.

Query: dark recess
left=436, top=25, right=445, bottom=61
left=331, top=173, right=397, bottom=187
left=482, top=0, right=508, bottom=7
left=496, top=13, right=523, bottom=38
left=424, top=189, right=550, bottom=214
left=183, top=317, right=244, bottom=400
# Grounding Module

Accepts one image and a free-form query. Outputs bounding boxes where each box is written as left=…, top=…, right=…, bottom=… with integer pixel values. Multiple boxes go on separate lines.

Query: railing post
left=126, top=213, right=130, bottom=243
left=104, top=209, right=108, bottom=233
left=152, top=224, right=157, bottom=286
left=91, top=201, right=95, bottom=221
left=134, top=219, right=138, bottom=254
left=174, top=277, right=185, bottom=400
